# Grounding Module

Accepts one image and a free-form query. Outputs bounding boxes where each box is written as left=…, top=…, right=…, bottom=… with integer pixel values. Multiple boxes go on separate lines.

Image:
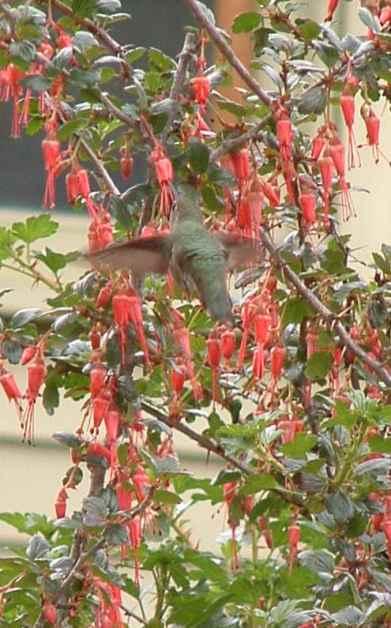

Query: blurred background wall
left=0, top=0, right=390, bottom=549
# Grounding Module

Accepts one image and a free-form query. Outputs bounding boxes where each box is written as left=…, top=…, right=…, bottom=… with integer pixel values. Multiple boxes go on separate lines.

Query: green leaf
left=26, top=534, right=50, bottom=560
left=298, top=85, right=327, bottom=115
left=295, top=18, right=321, bottom=42
left=0, top=227, right=15, bottom=261
left=331, top=400, right=357, bottom=428
left=36, top=248, right=79, bottom=273
left=358, top=7, right=380, bottom=33
left=9, top=41, right=36, bottom=67
left=232, top=12, right=262, bottom=33
left=368, top=436, right=391, bottom=455
left=148, top=47, right=176, bottom=71
left=154, top=489, right=182, bottom=505
left=1, top=339, right=22, bottom=364
left=22, top=75, right=51, bottom=93
left=188, top=139, right=210, bottom=174
left=305, top=352, right=333, bottom=381
left=183, top=550, right=227, bottom=583
left=326, top=491, right=355, bottom=524
left=299, top=549, right=335, bottom=574
left=42, top=378, right=60, bottom=416
left=282, top=296, right=314, bottom=326
left=281, top=433, right=317, bottom=459
left=10, top=308, right=42, bottom=329
left=72, top=0, right=97, bottom=18
left=125, top=46, right=146, bottom=64
left=12, top=215, right=58, bottom=243
left=201, top=184, right=224, bottom=211
left=241, top=474, right=278, bottom=495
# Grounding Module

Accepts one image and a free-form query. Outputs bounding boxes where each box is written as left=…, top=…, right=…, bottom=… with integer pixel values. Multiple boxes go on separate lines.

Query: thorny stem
left=2, top=258, right=61, bottom=293
left=184, top=0, right=273, bottom=108
left=38, top=0, right=124, bottom=56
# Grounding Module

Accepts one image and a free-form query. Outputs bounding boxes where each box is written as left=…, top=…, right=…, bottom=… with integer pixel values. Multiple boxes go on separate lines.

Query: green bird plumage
left=88, top=183, right=261, bottom=323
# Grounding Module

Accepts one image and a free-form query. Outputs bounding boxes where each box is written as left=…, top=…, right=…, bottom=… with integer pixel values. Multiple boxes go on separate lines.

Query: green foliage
left=0, top=0, right=390, bottom=625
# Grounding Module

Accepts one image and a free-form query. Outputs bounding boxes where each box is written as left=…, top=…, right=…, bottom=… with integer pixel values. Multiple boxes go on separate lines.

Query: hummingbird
left=88, top=183, right=262, bottom=324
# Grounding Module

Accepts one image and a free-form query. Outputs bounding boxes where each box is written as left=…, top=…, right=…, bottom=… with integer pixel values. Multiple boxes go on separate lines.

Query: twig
left=39, top=0, right=123, bottom=55
left=142, top=403, right=284, bottom=492
left=80, top=138, right=120, bottom=196
left=162, top=31, right=197, bottom=139
left=141, top=400, right=252, bottom=474
left=210, top=115, right=272, bottom=162
left=184, top=0, right=273, bottom=108
left=169, top=31, right=197, bottom=104
left=259, top=229, right=391, bottom=388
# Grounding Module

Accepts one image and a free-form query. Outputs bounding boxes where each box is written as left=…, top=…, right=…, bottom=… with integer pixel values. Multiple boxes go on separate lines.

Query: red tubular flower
left=92, top=394, right=111, bottom=431
left=116, top=482, right=133, bottom=510
left=299, top=192, right=317, bottom=227
left=94, top=580, right=125, bottom=627
left=171, top=363, right=186, bottom=396
left=65, top=171, right=79, bottom=204
left=54, top=487, right=68, bottom=519
left=173, top=322, right=203, bottom=401
left=306, top=330, right=317, bottom=358
left=42, top=137, right=61, bottom=209
left=276, top=117, right=293, bottom=162
left=318, top=156, right=334, bottom=229
left=42, top=600, right=57, bottom=625
left=89, top=327, right=101, bottom=350
left=89, top=366, right=106, bottom=397
left=288, top=522, right=300, bottom=570
left=76, top=168, right=90, bottom=199
left=325, top=0, right=339, bottom=21
left=104, top=408, right=121, bottom=443
left=192, top=74, right=211, bottom=106
left=254, top=314, right=271, bottom=347
left=88, top=206, right=113, bottom=252
left=231, top=148, right=251, bottom=186
left=380, top=6, right=391, bottom=24
left=311, top=133, right=326, bottom=161
left=87, top=442, right=111, bottom=465
left=207, top=336, right=221, bottom=402
left=328, top=141, right=345, bottom=179
left=128, top=295, right=150, bottom=367
left=23, top=358, right=47, bottom=444
left=120, top=154, right=134, bottom=180
left=96, top=281, right=113, bottom=308
left=223, top=481, right=237, bottom=508
left=252, top=346, right=264, bottom=380
left=221, top=329, right=236, bottom=362
left=151, top=146, right=175, bottom=217
left=262, top=179, right=280, bottom=208
left=258, top=516, right=273, bottom=549
left=128, top=515, right=142, bottom=584
left=133, top=465, right=149, bottom=502
left=271, top=345, right=286, bottom=380
left=340, top=92, right=360, bottom=169
left=0, top=371, right=22, bottom=403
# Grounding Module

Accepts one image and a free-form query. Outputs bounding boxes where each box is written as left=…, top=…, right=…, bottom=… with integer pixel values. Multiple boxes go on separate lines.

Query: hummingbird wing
left=87, top=235, right=173, bottom=276
left=215, top=233, right=263, bottom=271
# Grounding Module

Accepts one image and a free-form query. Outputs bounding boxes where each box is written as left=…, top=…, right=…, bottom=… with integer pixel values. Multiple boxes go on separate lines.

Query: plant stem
left=332, top=420, right=367, bottom=489
left=184, top=0, right=273, bottom=108
left=2, top=259, right=60, bottom=293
